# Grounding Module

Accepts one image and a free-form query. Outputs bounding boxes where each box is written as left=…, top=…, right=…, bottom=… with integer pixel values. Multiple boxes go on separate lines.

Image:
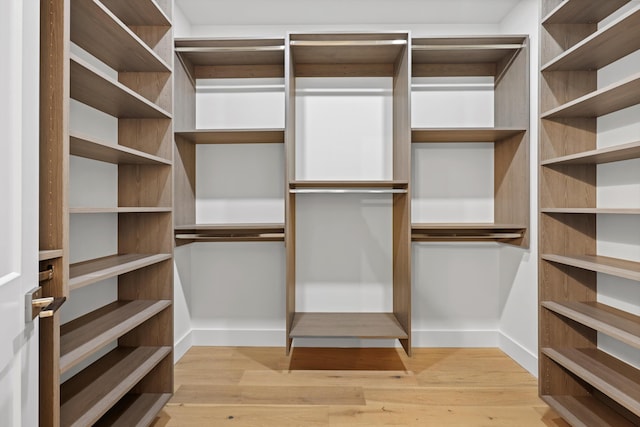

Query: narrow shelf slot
left=542, top=7, right=640, bottom=71
left=541, top=395, right=637, bottom=427
left=174, top=223, right=285, bottom=242
left=412, top=36, right=525, bottom=64
left=93, top=393, right=172, bottom=427
left=542, top=301, right=640, bottom=349
left=69, top=207, right=172, bottom=214
left=290, top=181, right=408, bottom=194
left=176, top=128, right=284, bottom=144
left=69, top=253, right=172, bottom=291
left=70, top=133, right=171, bottom=165
left=60, top=300, right=171, bottom=374
left=541, top=254, right=640, bottom=282
left=412, top=223, right=526, bottom=242
left=290, top=34, right=407, bottom=66
left=289, top=312, right=408, bottom=339
left=541, top=72, right=640, bottom=119
left=175, top=38, right=285, bottom=66
left=542, top=208, right=640, bottom=215
left=71, top=0, right=170, bottom=72
left=40, top=249, right=64, bottom=261
left=70, top=55, right=172, bottom=119
left=541, top=140, right=640, bottom=166
left=60, top=346, right=171, bottom=427
left=99, top=0, right=170, bottom=26
left=542, top=347, right=640, bottom=417
left=542, top=0, right=630, bottom=24
left=412, top=127, right=525, bottom=143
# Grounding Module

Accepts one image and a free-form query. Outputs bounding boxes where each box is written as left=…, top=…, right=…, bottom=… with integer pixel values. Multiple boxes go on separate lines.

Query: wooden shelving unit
left=289, top=312, right=409, bottom=339
left=39, top=0, right=174, bottom=425
left=175, top=129, right=284, bottom=144
left=174, top=223, right=285, bottom=243
left=539, top=1, right=640, bottom=425
left=411, top=36, right=530, bottom=246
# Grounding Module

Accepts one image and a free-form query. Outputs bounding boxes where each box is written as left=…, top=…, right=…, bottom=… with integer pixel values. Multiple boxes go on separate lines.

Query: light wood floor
left=152, top=347, right=569, bottom=426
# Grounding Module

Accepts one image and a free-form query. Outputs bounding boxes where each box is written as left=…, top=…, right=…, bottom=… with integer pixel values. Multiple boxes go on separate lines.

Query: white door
left=0, top=1, right=41, bottom=426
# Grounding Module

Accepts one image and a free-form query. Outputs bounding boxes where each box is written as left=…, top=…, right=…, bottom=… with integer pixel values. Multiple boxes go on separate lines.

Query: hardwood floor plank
left=155, top=406, right=330, bottom=426
left=239, top=370, right=418, bottom=388
left=364, top=387, right=545, bottom=407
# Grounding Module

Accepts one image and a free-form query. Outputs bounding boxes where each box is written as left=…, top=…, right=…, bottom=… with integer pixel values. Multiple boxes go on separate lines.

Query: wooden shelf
left=60, top=300, right=171, bottom=374
left=412, top=127, right=525, bottom=143
left=290, top=181, right=408, bottom=193
left=541, top=72, right=640, bottom=119
left=540, top=140, right=640, bottom=165
left=69, top=253, right=172, bottom=291
left=40, top=249, right=64, bottom=261
left=289, top=312, right=408, bottom=339
left=175, top=38, right=285, bottom=66
left=412, top=223, right=526, bottom=242
left=176, top=128, right=284, bottom=144
left=60, top=346, right=171, bottom=427
left=542, top=7, right=640, bottom=71
left=542, top=347, right=640, bottom=417
left=542, top=301, right=640, bottom=349
left=412, top=36, right=526, bottom=63
left=541, top=395, right=637, bottom=427
left=541, top=208, right=640, bottom=215
left=70, top=133, right=171, bottom=165
left=71, top=0, right=170, bottom=72
left=174, top=223, right=285, bottom=242
left=94, top=393, right=172, bottom=427
left=542, top=0, right=630, bottom=24
left=99, top=0, right=170, bottom=26
left=541, top=254, right=640, bottom=282
left=70, top=55, right=171, bottom=119
left=70, top=207, right=172, bottom=214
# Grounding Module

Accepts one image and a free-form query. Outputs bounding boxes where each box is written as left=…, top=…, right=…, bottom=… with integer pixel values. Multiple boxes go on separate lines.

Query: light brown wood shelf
left=412, top=223, right=526, bottom=242
left=541, top=72, right=640, bottom=119
left=99, top=0, right=170, bottom=26
left=59, top=300, right=171, bottom=374
left=541, top=208, right=640, bottom=215
left=174, top=223, right=285, bottom=242
left=541, top=254, right=640, bottom=282
left=70, top=55, right=172, bottom=119
left=69, top=253, right=172, bottom=291
left=411, top=128, right=525, bottom=143
left=71, top=0, right=170, bottom=72
left=60, top=346, right=171, bottom=427
left=289, top=312, right=409, bottom=339
left=542, top=301, right=640, bottom=349
left=70, top=133, right=171, bottom=165
left=542, top=0, right=630, bottom=24
left=69, top=207, right=172, bottom=214
left=290, top=180, right=408, bottom=192
left=540, top=140, right=640, bottom=165
left=542, top=7, right=640, bottom=71
left=541, top=395, right=637, bottom=427
left=93, top=393, right=172, bottom=427
left=176, top=128, right=284, bottom=144
left=175, top=38, right=285, bottom=67
left=412, top=36, right=526, bottom=64
left=542, top=347, right=640, bottom=417
left=40, top=249, right=64, bottom=261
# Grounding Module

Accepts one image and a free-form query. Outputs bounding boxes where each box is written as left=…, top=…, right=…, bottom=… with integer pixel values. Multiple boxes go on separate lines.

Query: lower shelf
left=412, top=223, right=526, bottom=243
left=289, top=312, right=408, bottom=339
left=60, top=346, right=171, bottom=427
left=542, top=395, right=637, bottom=427
left=94, top=393, right=172, bottom=427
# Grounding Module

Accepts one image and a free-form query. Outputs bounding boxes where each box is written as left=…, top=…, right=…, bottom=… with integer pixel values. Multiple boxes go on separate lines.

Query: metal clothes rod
left=290, top=40, right=407, bottom=46
left=176, top=46, right=285, bottom=53
left=412, top=44, right=524, bottom=50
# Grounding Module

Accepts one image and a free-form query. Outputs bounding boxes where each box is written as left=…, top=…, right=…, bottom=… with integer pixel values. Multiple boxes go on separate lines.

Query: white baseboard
left=499, top=331, right=538, bottom=377
left=412, top=329, right=500, bottom=347
left=174, top=330, right=193, bottom=363
left=191, top=329, right=284, bottom=347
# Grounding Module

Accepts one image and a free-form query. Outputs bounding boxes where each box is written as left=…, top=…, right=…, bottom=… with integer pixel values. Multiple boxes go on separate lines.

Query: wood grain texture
left=99, top=0, right=170, bottom=25
left=294, top=63, right=394, bottom=77
left=539, top=118, right=596, bottom=161
left=541, top=254, right=640, bottom=282
left=285, top=34, right=296, bottom=355
left=94, top=393, right=172, bottom=427
left=542, top=208, right=640, bottom=214
left=412, top=127, right=525, bottom=143
left=195, top=64, right=284, bottom=79
left=40, top=314, right=61, bottom=427
left=152, top=347, right=564, bottom=427
left=70, top=133, right=171, bottom=165
left=412, top=36, right=526, bottom=64
left=119, top=212, right=173, bottom=254
left=540, top=24, right=595, bottom=66
left=412, top=63, right=496, bottom=77
left=542, top=395, right=637, bottom=427
left=119, top=71, right=172, bottom=114
left=539, top=165, right=596, bottom=209
left=542, top=0, right=631, bottom=24
left=541, top=140, right=640, bottom=165
left=118, top=118, right=173, bottom=160
left=130, top=24, right=174, bottom=69
left=118, top=164, right=172, bottom=208
left=290, top=180, right=408, bottom=189
left=69, top=253, right=171, bottom=290
left=289, top=313, right=408, bottom=339
left=173, top=135, right=196, bottom=227
left=176, top=129, right=284, bottom=144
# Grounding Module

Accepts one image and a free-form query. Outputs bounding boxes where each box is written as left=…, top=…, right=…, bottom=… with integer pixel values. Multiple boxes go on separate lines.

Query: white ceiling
left=176, top=0, right=523, bottom=26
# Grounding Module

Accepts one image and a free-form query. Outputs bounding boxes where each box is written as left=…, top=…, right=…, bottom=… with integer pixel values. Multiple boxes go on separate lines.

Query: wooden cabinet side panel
left=118, top=212, right=173, bottom=254
left=174, top=135, right=196, bottom=227
left=118, top=164, right=172, bottom=208
left=119, top=118, right=173, bottom=160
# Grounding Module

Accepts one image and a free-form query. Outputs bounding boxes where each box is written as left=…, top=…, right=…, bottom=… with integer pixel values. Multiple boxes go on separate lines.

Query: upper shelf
left=70, top=54, right=172, bottom=119
left=70, top=132, right=171, bottom=165
left=290, top=180, right=408, bottom=194
left=412, top=36, right=526, bottom=64
left=541, top=253, right=640, bottom=282
left=174, top=223, right=285, bottom=242
left=412, top=127, right=525, bottom=143
left=541, top=72, right=640, bottom=119
left=542, top=0, right=630, bottom=24
left=541, top=140, right=640, bottom=165
left=175, top=38, right=285, bottom=66
left=71, top=0, right=170, bottom=73
left=541, top=208, right=640, bottom=215
left=175, top=128, right=284, bottom=144
left=99, top=0, right=170, bottom=26
left=542, top=7, right=640, bottom=71
left=412, top=223, right=526, bottom=242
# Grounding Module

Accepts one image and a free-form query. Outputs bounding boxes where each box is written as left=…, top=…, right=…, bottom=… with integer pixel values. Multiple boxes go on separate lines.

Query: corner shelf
left=93, top=393, right=172, bottom=427
left=541, top=208, right=640, bottom=215
left=541, top=140, right=640, bottom=165
left=70, top=133, right=171, bottom=165
left=289, top=312, right=409, bottom=339
left=542, top=7, right=640, bottom=71
left=541, top=0, right=630, bottom=25
left=60, top=346, right=171, bottom=427
left=175, top=128, right=284, bottom=144
left=69, top=253, right=172, bottom=291
left=411, top=127, right=525, bottom=143
left=70, top=55, right=171, bottom=119
left=71, top=0, right=170, bottom=73
left=99, top=0, right=171, bottom=26
left=542, top=347, right=640, bottom=417
left=541, top=395, right=636, bottom=427
left=412, top=223, right=526, bottom=242
left=541, top=254, right=640, bottom=282
left=59, top=299, right=171, bottom=374
left=542, top=301, right=640, bottom=349
left=174, top=223, right=285, bottom=242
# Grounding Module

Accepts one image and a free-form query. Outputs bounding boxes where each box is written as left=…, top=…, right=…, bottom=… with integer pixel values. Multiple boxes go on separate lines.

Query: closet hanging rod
left=412, top=43, right=524, bottom=51
left=290, top=188, right=408, bottom=194
left=176, top=46, right=285, bottom=53
left=290, top=40, right=407, bottom=47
